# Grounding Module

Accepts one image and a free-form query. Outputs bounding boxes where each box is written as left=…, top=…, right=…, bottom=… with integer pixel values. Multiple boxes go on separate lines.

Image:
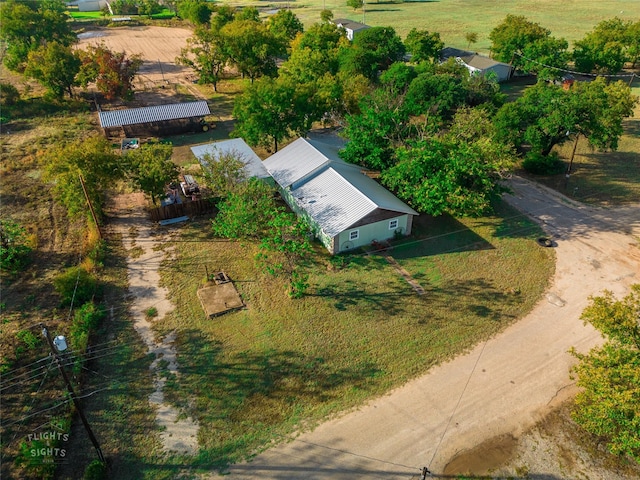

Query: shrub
left=83, top=460, right=107, bottom=480
left=0, top=82, right=20, bottom=106
left=70, top=302, right=106, bottom=353
left=16, top=330, right=41, bottom=350
left=522, top=151, right=565, bottom=175
left=53, top=266, right=98, bottom=307
left=0, top=219, right=32, bottom=273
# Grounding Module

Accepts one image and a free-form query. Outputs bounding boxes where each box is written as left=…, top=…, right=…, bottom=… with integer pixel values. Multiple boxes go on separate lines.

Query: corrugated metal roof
left=264, top=138, right=418, bottom=238
left=190, top=138, right=270, bottom=180
left=99, top=101, right=210, bottom=128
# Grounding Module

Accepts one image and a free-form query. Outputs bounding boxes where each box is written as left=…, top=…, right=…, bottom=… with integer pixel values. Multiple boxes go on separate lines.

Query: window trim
left=388, top=219, right=399, bottom=230
left=349, top=230, right=359, bottom=241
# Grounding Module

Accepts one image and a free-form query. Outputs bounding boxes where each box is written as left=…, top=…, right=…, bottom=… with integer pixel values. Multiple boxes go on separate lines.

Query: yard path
left=108, top=193, right=199, bottom=456
left=222, top=176, right=640, bottom=479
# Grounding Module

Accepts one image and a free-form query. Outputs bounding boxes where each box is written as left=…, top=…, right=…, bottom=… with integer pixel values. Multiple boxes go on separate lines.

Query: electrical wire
left=513, top=51, right=636, bottom=78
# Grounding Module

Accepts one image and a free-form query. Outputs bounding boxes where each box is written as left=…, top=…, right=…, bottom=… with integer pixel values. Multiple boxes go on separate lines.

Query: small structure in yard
left=98, top=100, right=212, bottom=137
left=197, top=271, right=244, bottom=318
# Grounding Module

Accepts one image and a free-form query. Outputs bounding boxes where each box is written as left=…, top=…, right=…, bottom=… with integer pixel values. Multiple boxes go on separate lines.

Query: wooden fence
left=148, top=198, right=217, bottom=222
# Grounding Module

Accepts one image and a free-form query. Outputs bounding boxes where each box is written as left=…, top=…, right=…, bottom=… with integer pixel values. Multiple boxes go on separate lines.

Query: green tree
left=137, top=0, right=163, bottom=18
left=404, top=29, right=444, bottom=63
left=200, top=148, right=249, bottom=196
left=404, top=71, right=466, bottom=120
left=177, top=27, right=228, bottom=91
left=221, top=20, right=284, bottom=82
left=339, top=26, right=405, bottom=80
left=235, top=6, right=260, bottom=22
left=232, top=76, right=314, bottom=152
left=379, top=62, right=417, bottom=95
left=267, top=9, right=304, bottom=43
left=320, top=9, right=334, bottom=23
left=77, top=43, right=143, bottom=100
left=0, top=0, right=76, bottom=72
left=0, top=220, right=32, bottom=273
left=381, top=133, right=510, bottom=217
left=465, top=32, right=478, bottom=49
left=573, top=17, right=633, bottom=74
left=210, top=4, right=236, bottom=31
left=340, top=88, right=409, bottom=170
left=24, top=42, right=80, bottom=99
left=44, top=136, right=122, bottom=220
left=126, top=143, right=178, bottom=205
left=212, top=179, right=311, bottom=297
left=346, top=0, right=364, bottom=10
left=488, top=15, right=550, bottom=68
left=571, top=285, right=640, bottom=463
left=521, top=35, right=570, bottom=80
left=177, top=0, right=212, bottom=25
left=494, top=79, right=637, bottom=157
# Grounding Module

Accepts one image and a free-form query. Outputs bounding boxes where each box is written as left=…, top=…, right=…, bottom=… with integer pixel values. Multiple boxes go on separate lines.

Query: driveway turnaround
left=224, top=177, right=640, bottom=479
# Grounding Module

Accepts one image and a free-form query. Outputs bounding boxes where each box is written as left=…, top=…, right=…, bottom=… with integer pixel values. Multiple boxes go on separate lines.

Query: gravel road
left=222, top=177, right=640, bottom=479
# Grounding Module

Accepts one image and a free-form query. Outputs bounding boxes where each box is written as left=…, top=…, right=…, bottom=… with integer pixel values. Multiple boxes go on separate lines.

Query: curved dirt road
left=223, top=177, right=640, bottom=479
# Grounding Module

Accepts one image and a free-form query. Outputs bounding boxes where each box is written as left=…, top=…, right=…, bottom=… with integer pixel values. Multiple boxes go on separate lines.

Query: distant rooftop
left=98, top=101, right=210, bottom=128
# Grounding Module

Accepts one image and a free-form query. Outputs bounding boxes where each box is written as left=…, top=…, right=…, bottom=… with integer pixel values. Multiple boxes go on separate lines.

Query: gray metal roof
left=264, top=138, right=418, bottom=238
left=99, top=101, right=210, bottom=128
left=190, top=138, right=270, bottom=180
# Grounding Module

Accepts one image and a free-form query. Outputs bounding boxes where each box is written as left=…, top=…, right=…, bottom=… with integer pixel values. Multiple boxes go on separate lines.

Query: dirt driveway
left=222, top=177, right=640, bottom=479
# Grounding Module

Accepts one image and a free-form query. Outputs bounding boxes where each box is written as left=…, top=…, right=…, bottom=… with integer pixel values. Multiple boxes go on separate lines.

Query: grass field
left=143, top=199, right=554, bottom=472
left=227, top=0, right=640, bottom=53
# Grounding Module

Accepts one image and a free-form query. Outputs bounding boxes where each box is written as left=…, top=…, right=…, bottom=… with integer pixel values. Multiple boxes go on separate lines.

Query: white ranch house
left=264, top=138, right=418, bottom=255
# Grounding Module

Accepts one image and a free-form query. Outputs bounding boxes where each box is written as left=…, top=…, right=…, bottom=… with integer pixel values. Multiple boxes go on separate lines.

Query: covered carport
left=98, top=100, right=212, bottom=137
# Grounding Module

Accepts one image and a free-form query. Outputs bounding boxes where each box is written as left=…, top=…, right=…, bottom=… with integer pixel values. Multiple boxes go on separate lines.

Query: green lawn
left=234, top=0, right=640, bottom=52
left=147, top=200, right=553, bottom=473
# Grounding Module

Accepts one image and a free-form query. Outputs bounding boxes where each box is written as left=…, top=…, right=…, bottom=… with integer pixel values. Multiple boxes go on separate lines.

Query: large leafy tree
left=573, top=17, right=636, bottom=74
left=494, top=79, right=637, bottom=157
left=126, top=143, right=179, bottom=205
left=77, top=43, right=143, bottom=100
left=24, top=42, right=80, bottom=98
left=488, top=15, right=551, bottom=69
left=200, top=148, right=249, bottom=196
left=44, top=136, right=122, bottom=220
left=571, top=285, right=640, bottom=463
left=339, top=26, right=405, bottom=80
left=404, top=29, right=444, bottom=63
left=0, top=220, right=32, bottom=274
left=177, top=27, right=228, bottom=91
left=221, top=19, right=285, bottom=82
left=381, top=109, right=512, bottom=217
left=340, top=88, right=410, bottom=171
left=212, top=179, right=311, bottom=297
left=0, top=0, right=76, bottom=72
left=177, top=0, right=213, bottom=25
left=520, top=35, right=570, bottom=80
left=266, top=9, right=304, bottom=44
left=232, top=76, right=314, bottom=152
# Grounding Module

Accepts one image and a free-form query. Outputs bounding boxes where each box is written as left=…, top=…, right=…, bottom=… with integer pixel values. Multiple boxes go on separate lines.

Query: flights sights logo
left=18, top=423, right=71, bottom=468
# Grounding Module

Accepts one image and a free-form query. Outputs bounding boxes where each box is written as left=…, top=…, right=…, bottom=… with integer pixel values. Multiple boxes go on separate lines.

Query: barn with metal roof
left=98, top=101, right=212, bottom=136
left=264, top=137, right=418, bottom=254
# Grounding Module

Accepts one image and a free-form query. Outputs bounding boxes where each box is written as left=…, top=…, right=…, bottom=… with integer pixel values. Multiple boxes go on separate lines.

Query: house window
left=389, top=219, right=399, bottom=230
left=349, top=230, right=359, bottom=241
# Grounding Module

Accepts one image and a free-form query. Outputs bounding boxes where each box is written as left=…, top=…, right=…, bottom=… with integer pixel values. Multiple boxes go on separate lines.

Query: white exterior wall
left=334, top=215, right=411, bottom=254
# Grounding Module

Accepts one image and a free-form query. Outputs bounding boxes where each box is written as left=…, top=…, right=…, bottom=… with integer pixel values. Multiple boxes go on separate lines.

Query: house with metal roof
left=190, top=138, right=272, bottom=183
left=264, top=137, right=418, bottom=254
left=440, top=47, right=512, bottom=82
left=332, top=19, right=370, bottom=41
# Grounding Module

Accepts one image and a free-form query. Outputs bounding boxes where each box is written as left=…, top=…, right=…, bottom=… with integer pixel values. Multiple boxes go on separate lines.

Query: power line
left=513, top=51, right=636, bottom=78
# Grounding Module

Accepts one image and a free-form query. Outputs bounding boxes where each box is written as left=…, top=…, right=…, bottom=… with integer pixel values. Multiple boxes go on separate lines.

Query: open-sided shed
left=98, top=101, right=211, bottom=136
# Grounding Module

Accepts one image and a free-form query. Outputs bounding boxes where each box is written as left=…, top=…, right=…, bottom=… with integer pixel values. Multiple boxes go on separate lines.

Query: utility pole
left=41, top=324, right=106, bottom=464
left=79, top=174, right=102, bottom=240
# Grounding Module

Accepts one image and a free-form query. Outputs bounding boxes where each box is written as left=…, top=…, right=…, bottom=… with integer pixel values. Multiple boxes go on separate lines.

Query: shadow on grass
left=391, top=214, right=494, bottom=260
left=164, top=329, right=381, bottom=470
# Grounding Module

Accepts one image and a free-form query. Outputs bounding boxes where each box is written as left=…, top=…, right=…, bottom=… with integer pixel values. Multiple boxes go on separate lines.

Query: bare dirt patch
left=76, top=26, right=194, bottom=86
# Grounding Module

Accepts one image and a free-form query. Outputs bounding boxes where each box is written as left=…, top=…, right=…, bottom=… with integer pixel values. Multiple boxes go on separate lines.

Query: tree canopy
left=0, top=0, right=76, bottom=72
left=571, top=285, right=640, bottom=463
left=404, top=29, right=444, bottom=63
left=573, top=17, right=639, bottom=74
left=77, top=43, right=143, bottom=100
left=24, top=42, right=80, bottom=99
left=339, top=26, right=405, bottom=80
left=494, top=79, right=637, bottom=157
left=126, top=143, right=179, bottom=205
